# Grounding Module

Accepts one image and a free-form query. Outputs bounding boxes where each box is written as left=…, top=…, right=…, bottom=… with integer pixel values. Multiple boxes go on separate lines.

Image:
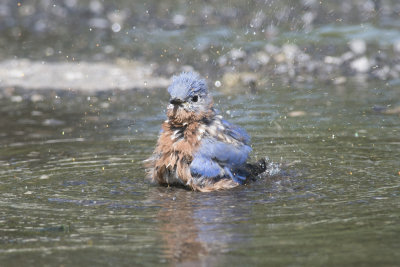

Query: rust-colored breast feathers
left=151, top=118, right=201, bottom=186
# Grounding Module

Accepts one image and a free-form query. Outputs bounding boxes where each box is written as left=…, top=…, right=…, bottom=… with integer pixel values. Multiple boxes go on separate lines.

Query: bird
left=145, top=72, right=267, bottom=192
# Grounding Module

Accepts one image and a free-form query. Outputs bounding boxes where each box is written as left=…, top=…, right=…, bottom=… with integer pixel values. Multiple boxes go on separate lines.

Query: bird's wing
left=190, top=120, right=251, bottom=183
left=220, top=118, right=251, bottom=145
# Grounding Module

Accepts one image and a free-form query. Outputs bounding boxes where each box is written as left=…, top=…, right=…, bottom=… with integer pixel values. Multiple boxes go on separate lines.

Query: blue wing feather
left=199, top=138, right=251, bottom=165
left=190, top=125, right=252, bottom=183
left=191, top=155, right=223, bottom=178
left=221, top=119, right=251, bottom=145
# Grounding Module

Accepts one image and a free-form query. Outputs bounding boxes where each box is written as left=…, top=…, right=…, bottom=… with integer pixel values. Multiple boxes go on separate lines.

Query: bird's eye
left=191, top=95, right=199, bottom=102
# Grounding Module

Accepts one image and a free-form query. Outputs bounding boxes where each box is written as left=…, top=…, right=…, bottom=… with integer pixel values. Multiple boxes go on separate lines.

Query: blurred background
left=0, top=1, right=399, bottom=266
left=1, top=0, right=400, bottom=86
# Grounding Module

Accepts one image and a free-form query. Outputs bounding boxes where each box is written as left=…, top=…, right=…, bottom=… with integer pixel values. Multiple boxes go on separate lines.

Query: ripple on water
left=0, top=80, right=399, bottom=266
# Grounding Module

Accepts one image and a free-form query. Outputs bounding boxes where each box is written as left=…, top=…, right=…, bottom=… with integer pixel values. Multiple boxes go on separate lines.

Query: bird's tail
left=245, top=157, right=282, bottom=182
left=245, top=158, right=267, bottom=178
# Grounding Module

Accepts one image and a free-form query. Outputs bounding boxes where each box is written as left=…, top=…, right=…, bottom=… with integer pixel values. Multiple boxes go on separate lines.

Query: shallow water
left=1, top=0, right=400, bottom=265
left=0, top=79, right=399, bottom=266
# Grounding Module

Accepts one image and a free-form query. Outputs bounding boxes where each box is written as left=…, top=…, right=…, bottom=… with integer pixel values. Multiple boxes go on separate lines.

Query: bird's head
left=166, top=72, right=213, bottom=124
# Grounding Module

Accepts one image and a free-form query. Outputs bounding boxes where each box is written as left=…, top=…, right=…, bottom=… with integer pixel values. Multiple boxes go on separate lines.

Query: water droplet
left=111, top=23, right=121, bottom=33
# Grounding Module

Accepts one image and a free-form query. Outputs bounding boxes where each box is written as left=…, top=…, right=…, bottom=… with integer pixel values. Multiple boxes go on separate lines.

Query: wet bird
left=145, top=72, right=267, bottom=192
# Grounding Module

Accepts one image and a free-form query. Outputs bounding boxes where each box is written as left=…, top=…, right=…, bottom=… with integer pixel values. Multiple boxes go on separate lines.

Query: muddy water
left=0, top=79, right=399, bottom=265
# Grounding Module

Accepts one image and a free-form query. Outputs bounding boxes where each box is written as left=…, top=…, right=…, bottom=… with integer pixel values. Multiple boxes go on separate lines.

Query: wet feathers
left=145, top=72, right=261, bottom=192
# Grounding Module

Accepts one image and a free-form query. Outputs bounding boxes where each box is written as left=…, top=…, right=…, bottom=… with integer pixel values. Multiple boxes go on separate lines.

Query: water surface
left=0, top=80, right=399, bottom=266
left=1, top=0, right=400, bottom=265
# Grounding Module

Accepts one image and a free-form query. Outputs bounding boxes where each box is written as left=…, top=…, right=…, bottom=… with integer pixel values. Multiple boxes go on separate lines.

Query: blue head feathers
left=167, top=72, right=208, bottom=102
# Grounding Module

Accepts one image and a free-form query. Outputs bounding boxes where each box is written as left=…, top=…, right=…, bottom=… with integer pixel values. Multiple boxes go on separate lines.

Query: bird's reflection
left=151, top=187, right=252, bottom=265
left=156, top=189, right=206, bottom=263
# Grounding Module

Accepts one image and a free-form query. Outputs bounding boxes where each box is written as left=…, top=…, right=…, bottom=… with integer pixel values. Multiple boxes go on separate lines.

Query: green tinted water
left=0, top=80, right=399, bottom=266
left=1, top=0, right=400, bottom=265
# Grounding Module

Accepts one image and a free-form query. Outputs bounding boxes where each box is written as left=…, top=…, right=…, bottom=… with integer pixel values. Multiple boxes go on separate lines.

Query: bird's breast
left=154, top=121, right=205, bottom=184
left=170, top=122, right=203, bottom=156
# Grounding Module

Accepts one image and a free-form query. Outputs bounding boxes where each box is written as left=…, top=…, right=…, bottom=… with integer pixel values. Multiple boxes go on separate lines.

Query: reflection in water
left=153, top=188, right=252, bottom=265
left=0, top=82, right=399, bottom=266
left=156, top=189, right=207, bottom=263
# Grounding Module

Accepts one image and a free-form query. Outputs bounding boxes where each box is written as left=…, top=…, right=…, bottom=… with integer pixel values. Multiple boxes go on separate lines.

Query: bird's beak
left=169, top=98, right=184, bottom=105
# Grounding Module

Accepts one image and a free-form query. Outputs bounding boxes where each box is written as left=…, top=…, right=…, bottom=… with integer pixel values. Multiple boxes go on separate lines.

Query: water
left=0, top=80, right=399, bottom=266
left=3, top=0, right=400, bottom=64
left=1, top=0, right=400, bottom=266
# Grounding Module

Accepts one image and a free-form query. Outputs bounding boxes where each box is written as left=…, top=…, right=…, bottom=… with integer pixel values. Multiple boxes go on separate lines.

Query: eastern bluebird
left=145, top=72, right=267, bottom=192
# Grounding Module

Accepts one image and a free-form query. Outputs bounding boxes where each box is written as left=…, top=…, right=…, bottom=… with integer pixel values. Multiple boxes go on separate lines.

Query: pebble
left=31, top=94, right=44, bottom=102
left=274, top=53, right=286, bottom=63
left=11, top=95, right=23, bottom=102
left=100, top=102, right=110, bottom=108
left=216, top=38, right=399, bottom=89
left=341, top=51, right=355, bottom=62
left=349, top=39, right=367, bottom=54
left=350, top=57, right=370, bottom=73
left=282, top=44, right=299, bottom=61
left=264, top=44, right=280, bottom=55
left=0, top=42, right=398, bottom=94
left=324, top=56, right=342, bottom=65
left=229, top=49, right=246, bottom=61
left=255, top=52, right=270, bottom=65
left=372, top=65, right=391, bottom=80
